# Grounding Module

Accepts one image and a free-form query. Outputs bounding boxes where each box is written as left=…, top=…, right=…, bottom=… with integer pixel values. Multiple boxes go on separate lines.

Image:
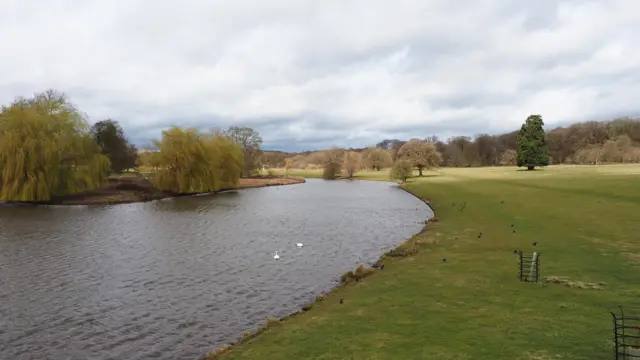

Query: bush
left=390, top=159, right=413, bottom=183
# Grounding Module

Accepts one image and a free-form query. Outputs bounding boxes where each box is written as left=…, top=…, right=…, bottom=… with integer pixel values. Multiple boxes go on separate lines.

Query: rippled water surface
left=0, top=179, right=433, bottom=360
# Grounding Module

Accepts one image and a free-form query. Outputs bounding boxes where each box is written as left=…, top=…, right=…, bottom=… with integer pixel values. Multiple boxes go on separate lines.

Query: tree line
left=264, top=116, right=640, bottom=171
left=279, top=114, right=640, bottom=182
left=0, top=90, right=265, bottom=202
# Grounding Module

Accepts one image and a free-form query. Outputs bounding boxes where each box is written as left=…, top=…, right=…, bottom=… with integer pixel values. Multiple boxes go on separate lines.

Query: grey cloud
left=2, top=0, right=640, bottom=152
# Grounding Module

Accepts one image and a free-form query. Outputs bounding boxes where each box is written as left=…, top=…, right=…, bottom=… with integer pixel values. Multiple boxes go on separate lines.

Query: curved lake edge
left=0, top=176, right=306, bottom=206
left=200, top=180, right=436, bottom=360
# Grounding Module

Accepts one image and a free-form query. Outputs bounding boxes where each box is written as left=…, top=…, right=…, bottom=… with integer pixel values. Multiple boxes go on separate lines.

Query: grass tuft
left=385, top=240, right=419, bottom=257
left=340, top=264, right=377, bottom=284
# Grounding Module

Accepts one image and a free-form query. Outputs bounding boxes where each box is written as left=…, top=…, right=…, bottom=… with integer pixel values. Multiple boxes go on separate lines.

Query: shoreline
left=202, top=178, right=434, bottom=360
left=0, top=176, right=306, bottom=206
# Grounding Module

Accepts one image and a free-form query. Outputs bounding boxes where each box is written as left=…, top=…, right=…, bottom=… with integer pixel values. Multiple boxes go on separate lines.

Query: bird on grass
left=477, top=232, right=483, bottom=239
left=273, top=251, right=280, bottom=260
left=532, top=242, right=538, bottom=246
left=511, top=224, right=514, bottom=227
left=296, top=243, right=303, bottom=247
left=513, top=250, right=518, bottom=254
left=513, top=230, right=516, bottom=234
left=339, top=297, right=344, bottom=304
left=442, top=258, right=446, bottom=262
left=501, top=200, right=505, bottom=204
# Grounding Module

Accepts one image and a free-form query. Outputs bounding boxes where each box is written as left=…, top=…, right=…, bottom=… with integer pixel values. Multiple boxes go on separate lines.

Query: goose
left=296, top=243, right=303, bottom=248
left=273, top=251, right=280, bottom=260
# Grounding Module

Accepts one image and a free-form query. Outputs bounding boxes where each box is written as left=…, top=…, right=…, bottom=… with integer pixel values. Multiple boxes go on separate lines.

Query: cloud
left=2, top=0, right=640, bottom=151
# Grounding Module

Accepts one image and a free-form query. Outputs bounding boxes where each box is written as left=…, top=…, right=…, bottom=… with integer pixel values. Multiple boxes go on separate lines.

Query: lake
left=0, top=179, right=433, bottom=360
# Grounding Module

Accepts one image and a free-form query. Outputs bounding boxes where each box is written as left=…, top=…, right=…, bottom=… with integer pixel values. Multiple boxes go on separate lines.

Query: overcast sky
left=2, top=0, right=640, bottom=151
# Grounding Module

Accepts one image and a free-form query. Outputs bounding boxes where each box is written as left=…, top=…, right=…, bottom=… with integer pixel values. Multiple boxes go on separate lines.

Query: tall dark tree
left=91, top=119, right=138, bottom=173
left=221, top=126, right=263, bottom=176
left=516, top=115, right=549, bottom=170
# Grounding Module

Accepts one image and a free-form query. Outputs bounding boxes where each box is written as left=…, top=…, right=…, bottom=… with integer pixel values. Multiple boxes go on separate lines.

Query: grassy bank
left=207, top=164, right=640, bottom=360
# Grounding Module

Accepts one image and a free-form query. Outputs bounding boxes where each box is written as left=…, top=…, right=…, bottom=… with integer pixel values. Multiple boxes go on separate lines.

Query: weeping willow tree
left=0, top=90, right=111, bottom=202
left=152, top=127, right=244, bottom=194
left=209, top=133, right=244, bottom=189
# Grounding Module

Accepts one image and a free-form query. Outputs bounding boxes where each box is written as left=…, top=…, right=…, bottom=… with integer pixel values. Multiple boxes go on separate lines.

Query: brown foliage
left=270, top=117, right=640, bottom=170
left=359, top=147, right=393, bottom=170
left=390, top=159, right=413, bottom=183
left=343, top=151, right=359, bottom=178
left=499, top=149, right=517, bottom=165
left=397, top=139, right=442, bottom=176
left=322, top=148, right=344, bottom=179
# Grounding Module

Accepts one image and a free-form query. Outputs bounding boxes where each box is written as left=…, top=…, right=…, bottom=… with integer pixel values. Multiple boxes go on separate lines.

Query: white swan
left=273, top=251, right=280, bottom=260
left=296, top=243, right=303, bottom=248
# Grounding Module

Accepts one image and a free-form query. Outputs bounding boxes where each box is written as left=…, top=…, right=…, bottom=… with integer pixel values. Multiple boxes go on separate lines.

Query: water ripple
left=0, top=179, right=432, bottom=360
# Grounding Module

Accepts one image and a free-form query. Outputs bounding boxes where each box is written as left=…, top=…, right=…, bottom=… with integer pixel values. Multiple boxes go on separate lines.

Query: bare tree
left=322, top=148, right=344, bottom=180
left=284, top=158, right=293, bottom=175
left=221, top=126, right=263, bottom=177
left=397, top=139, right=442, bottom=176
left=359, top=147, right=393, bottom=170
left=343, top=151, right=359, bottom=178
left=499, top=149, right=517, bottom=165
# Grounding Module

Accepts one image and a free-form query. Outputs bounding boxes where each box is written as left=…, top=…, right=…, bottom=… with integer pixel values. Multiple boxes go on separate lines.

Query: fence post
left=529, top=252, right=538, bottom=282
left=518, top=251, right=523, bottom=282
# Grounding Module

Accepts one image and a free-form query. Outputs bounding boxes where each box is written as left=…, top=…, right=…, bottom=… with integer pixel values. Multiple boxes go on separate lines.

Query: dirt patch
left=235, top=177, right=305, bottom=189
left=542, top=276, right=606, bottom=290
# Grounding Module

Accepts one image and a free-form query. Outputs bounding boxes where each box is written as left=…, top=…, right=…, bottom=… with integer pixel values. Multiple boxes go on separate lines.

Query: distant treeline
left=260, top=117, right=640, bottom=168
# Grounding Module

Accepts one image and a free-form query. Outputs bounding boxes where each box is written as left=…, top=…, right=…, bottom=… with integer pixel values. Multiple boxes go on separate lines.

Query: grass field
left=210, top=165, right=640, bottom=360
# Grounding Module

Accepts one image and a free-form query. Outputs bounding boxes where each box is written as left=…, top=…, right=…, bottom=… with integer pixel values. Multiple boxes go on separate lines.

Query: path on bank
left=212, top=165, right=640, bottom=360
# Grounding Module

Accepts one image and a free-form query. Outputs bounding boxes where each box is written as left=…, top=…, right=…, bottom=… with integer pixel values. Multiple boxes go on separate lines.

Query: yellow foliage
left=0, top=91, right=111, bottom=201
left=151, top=127, right=243, bottom=194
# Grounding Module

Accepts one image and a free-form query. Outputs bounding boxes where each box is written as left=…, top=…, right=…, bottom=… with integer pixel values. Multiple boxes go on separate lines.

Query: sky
left=2, top=1, right=640, bottom=152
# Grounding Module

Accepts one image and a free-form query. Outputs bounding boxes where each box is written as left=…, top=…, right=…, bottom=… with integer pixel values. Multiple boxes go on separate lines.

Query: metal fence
left=612, top=306, right=640, bottom=359
left=518, top=251, right=540, bottom=282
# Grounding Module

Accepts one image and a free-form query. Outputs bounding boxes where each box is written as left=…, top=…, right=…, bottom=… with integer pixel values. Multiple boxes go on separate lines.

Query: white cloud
left=2, top=0, right=640, bottom=150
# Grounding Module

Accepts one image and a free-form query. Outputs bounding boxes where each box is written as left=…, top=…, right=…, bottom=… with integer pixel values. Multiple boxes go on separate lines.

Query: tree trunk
left=527, top=166, right=535, bottom=171
left=418, top=167, right=423, bottom=176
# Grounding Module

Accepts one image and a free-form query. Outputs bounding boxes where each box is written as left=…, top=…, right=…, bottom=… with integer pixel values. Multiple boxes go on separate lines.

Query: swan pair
left=273, top=243, right=303, bottom=260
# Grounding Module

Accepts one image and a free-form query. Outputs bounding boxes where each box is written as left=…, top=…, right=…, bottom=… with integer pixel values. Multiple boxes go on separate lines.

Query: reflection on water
left=0, top=179, right=432, bottom=360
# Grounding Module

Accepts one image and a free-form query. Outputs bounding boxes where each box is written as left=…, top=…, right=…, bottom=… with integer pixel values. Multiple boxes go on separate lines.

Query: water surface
left=0, top=179, right=433, bottom=360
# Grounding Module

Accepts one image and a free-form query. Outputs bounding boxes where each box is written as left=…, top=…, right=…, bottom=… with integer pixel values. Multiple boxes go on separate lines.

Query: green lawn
left=210, top=165, right=640, bottom=360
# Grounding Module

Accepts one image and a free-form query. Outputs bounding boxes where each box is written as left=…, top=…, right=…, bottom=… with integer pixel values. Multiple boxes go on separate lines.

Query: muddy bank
left=9, top=176, right=305, bottom=206
left=234, top=176, right=305, bottom=190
